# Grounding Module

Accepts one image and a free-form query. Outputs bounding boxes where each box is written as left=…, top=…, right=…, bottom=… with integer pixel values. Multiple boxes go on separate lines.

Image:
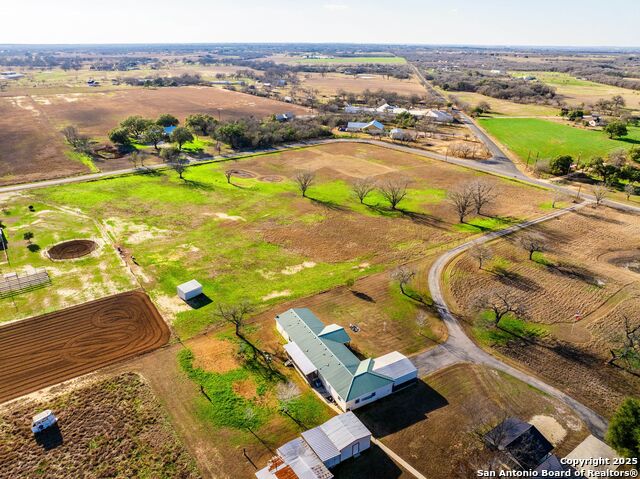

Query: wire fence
left=0, top=268, right=51, bottom=298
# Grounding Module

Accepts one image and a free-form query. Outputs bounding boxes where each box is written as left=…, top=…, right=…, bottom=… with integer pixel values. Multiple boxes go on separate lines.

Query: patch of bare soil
left=189, top=335, right=240, bottom=374
left=258, top=175, right=284, bottom=183
left=38, top=86, right=310, bottom=137
left=227, top=169, right=256, bottom=179
left=232, top=379, right=258, bottom=400
left=0, top=97, right=87, bottom=185
left=0, top=373, right=200, bottom=478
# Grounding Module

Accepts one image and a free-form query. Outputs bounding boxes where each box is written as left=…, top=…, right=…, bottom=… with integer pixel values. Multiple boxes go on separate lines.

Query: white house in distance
left=276, top=308, right=418, bottom=411
left=425, top=109, right=454, bottom=123
left=346, top=120, right=385, bottom=135
left=389, top=128, right=416, bottom=141
left=256, top=412, right=371, bottom=479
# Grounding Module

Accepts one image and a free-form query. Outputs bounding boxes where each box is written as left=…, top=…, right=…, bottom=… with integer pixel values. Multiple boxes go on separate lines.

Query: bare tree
left=469, top=244, right=493, bottom=270
left=470, top=181, right=497, bottom=215
left=379, top=178, right=409, bottom=210
left=624, top=183, right=636, bottom=201
left=448, top=185, right=474, bottom=223
left=294, top=170, right=315, bottom=197
left=61, top=125, right=81, bottom=147
left=352, top=177, right=376, bottom=204
left=608, top=315, right=640, bottom=372
left=518, top=232, right=546, bottom=260
left=217, top=302, right=273, bottom=371
left=391, top=266, right=415, bottom=297
left=224, top=169, right=233, bottom=184
left=217, top=302, right=253, bottom=338
left=480, top=290, right=524, bottom=327
left=129, top=150, right=141, bottom=169
left=551, top=190, right=566, bottom=208
left=592, top=184, right=609, bottom=207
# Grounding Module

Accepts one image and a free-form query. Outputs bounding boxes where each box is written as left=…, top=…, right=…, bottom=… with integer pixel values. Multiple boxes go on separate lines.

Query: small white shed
left=177, top=280, right=203, bottom=301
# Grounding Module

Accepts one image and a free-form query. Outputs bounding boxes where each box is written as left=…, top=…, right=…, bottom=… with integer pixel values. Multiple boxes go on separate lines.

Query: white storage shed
left=177, top=280, right=203, bottom=301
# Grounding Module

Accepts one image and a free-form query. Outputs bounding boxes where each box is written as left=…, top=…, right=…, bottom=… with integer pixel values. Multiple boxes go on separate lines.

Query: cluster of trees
left=219, top=57, right=412, bottom=79
left=108, top=114, right=194, bottom=151
left=429, top=70, right=559, bottom=105
left=585, top=149, right=640, bottom=187
left=212, top=117, right=332, bottom=149
left=119, top=73, right=205, bottom=88
left=447, top=181, right=497, bottom=222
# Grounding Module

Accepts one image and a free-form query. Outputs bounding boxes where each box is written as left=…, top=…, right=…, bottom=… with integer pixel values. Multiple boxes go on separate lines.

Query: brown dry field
left=0, top=96, right=86, bottom=185
left=0, top=291, right=170, bottom=403
left=0, top=373, right=199, bottom=478
left=356, top=364, right=587, bottom=478
left=238, top=143, right=554, bottom=265
left=0, top=86, right=309, bottom=185
left=446, top=205, right=640, bottom=416
left=35, top=86, right=310, bottom=138
left=298, top=72, right=427, bottom=97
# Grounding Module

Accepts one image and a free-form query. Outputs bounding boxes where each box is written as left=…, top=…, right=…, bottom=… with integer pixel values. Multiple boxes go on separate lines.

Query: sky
left=1, top=0, right=639, bottom=47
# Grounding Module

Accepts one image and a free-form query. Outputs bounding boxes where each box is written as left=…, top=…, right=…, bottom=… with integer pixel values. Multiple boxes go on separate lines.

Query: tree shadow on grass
left=491, top=267, right=541, bottom=292
left=309, top=197, right=349, bottom=212
left=183, top=179, right=214, bottom=191
left=618, top=137, right=640, bottom=146
left=355, top=380, right=448, bottom=437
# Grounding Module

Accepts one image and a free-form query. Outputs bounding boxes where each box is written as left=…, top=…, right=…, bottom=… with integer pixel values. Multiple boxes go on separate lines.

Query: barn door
left=352, top=442, right=360, bottom=456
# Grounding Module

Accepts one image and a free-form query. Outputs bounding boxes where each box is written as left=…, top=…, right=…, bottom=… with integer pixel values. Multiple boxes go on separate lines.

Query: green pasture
left=478, top=118, right=640, bottom=161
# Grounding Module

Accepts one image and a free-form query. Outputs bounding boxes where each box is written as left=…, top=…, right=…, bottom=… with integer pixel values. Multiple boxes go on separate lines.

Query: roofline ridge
left=289, top=309, right=355, bottom=381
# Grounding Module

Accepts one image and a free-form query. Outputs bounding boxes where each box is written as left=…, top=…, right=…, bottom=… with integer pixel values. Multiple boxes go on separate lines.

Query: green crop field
left=478, top=118, right=640, bottom=161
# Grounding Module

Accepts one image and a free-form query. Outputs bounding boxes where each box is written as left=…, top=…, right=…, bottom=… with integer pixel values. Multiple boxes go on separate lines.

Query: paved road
left=412, top=200, right=610, bottom=439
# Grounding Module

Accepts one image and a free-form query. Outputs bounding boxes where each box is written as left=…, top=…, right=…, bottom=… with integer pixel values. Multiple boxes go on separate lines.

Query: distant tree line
left=428, top=70, right=559, bottom=105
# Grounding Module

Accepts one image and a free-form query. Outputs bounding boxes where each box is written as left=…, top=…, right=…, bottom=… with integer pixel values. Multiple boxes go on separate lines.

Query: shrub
left=549, top=155, right=573, bottom=175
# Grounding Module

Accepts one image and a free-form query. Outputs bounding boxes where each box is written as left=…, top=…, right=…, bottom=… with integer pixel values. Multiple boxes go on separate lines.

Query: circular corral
left=47, top=239, right=98, bottom=260
left=258, top=175, right=284, bottom=183
left=228, top=169, right=256, bottom=179
left=600, top=249, right=640, bottom=274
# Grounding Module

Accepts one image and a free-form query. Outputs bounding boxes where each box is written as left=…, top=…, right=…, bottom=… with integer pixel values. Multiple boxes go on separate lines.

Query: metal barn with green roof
left=276, top=308, right=418, bottom=411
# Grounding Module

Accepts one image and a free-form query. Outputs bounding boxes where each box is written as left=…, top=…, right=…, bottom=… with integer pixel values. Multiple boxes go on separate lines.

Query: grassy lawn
left=0, top=197, right=137, bottom=322
left=479, top=117, right=640, bottom=161
left=446, top=90, right=560, bottom=117
left=20, top=143, right=553, bottom=339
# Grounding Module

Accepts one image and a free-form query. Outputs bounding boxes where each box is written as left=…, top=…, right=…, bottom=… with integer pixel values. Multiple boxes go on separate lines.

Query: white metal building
left=302, top=412, right=372, bottom=468
left=177, top=279, right=203, bottom=301
left=255, top=413, right=371, bottom=479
